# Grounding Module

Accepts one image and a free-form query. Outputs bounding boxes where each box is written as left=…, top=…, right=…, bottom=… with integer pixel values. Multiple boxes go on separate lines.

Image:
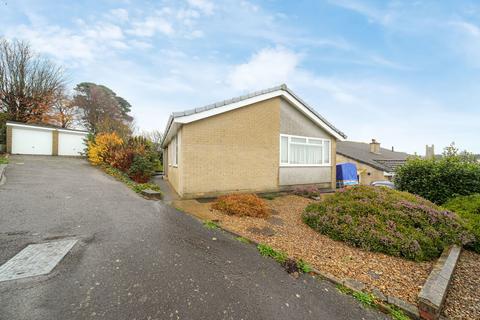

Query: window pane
left=308, top=138, right=322, bottom=144
left=290, top=144, right=306, bottom=164
left=291, top=137, right=307, bottom=143
left=281, top=136, right=288, bottom=163
left=306, top=145, right=322, bottom=164
left=175, top=135, right=178, bottom=165
left=323, top=140, right=330, bottom=164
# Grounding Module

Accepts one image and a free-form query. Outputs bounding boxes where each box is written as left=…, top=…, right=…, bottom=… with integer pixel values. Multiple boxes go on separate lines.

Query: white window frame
left=279, top=134, right=332, bottom=167
left=169, top=135, right=178, bottom=167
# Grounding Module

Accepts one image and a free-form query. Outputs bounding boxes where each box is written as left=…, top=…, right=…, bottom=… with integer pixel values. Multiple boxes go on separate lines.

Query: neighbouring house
left=161, top=84, right=347, bottom=199
left=336, top=139, right=409, bottom=185
left=6, top=121, right=88, bottom=156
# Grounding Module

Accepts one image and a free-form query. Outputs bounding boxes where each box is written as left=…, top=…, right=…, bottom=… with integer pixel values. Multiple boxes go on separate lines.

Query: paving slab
left=0, top=239, right=77, bottom=282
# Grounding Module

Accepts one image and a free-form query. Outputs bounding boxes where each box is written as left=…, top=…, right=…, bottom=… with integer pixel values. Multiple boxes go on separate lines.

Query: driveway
left=0, top=156, right=386, bottom=320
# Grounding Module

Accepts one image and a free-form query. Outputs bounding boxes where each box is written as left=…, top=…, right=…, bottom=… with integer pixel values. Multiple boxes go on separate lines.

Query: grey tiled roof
left=337, top=141, right=409, bottom=172
left=162, top=84, right=347, bottom=145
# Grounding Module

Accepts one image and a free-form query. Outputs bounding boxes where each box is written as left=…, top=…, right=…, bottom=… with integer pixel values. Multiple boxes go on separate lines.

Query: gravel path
left=443, top=250, right=480, bottom=319
left=174, top=195, right=433, bottom=305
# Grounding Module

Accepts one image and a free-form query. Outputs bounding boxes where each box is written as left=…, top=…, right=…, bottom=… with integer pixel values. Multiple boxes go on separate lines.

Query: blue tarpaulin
left=336, top=163, right=358, bottom=188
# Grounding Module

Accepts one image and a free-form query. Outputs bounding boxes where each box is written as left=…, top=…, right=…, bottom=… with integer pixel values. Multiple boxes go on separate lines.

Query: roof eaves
left=161, top=83, right=347, bottom=146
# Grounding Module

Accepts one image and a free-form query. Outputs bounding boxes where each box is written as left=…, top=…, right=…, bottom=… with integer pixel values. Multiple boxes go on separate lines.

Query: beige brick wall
left=336, top=154, right=386, bottom=185
left=180, top=98, right=281, bottom=198
left=52, top=131, right=59, bottom=156
left=6, top=126, right=12, bottom=154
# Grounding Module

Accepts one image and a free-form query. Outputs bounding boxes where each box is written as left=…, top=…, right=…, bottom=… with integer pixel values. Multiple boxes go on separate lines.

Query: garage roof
left=6, top=121, right=89, bottom=134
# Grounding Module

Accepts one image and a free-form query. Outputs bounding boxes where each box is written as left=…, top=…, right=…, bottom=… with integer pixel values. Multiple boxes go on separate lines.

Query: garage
left=58, top=130, right=88, bottom=156
left=6, top=121, right=88, bottom=156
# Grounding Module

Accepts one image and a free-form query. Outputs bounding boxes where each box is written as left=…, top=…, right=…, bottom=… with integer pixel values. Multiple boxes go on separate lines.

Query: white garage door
left=58, top=131, right=87, bottom=156
left=12, top=127, right=53, bottom=155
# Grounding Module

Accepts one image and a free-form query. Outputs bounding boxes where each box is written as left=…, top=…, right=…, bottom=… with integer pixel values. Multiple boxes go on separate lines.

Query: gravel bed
left=175, top=195, right=433, bottom=305
left=443, top=250, right=480, bottom=320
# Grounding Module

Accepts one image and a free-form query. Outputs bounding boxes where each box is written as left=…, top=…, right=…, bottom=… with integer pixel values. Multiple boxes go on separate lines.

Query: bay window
left=280, top=134, right=331, bottom=166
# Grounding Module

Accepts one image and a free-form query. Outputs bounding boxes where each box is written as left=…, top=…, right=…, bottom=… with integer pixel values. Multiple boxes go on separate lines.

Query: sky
left=1, top=0, right=479, bottom=154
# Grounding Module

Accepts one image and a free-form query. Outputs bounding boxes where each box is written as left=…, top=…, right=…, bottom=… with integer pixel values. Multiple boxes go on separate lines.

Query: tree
left=0, top=39, right=66, bottom=123
left=72, top=82, right=133, bottom=134
left=142, top=129, right=163, bottom=151
left=42, top=93, right=81, bottom=128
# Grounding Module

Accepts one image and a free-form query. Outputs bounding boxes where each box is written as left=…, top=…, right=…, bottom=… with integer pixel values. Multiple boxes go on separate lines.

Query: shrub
left=128, top=154, right=155, bottom=183
left=293, top=185, right=321, bottom=198
left=87, top=132, right=160, bottom=183
left=443, top=194, right=480, bottom=253
left=394, top=145, right=480, bottom=204
left=211, top=193, right=270, bottom=218
left=302, top=186, right=473, bottom=261
left=87, top=132, right=123, bottom=165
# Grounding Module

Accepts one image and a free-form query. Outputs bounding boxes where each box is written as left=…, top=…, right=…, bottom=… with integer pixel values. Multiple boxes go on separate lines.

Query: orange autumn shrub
left=211, top=193, right=270, bottom=218
left=87, top=132, right=123, bottom=165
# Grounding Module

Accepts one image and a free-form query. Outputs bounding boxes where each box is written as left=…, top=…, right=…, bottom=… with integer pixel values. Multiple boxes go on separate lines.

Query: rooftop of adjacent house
left=337, top=140, right=410, bottom=172
left=162, top=84, right=347, bottom=146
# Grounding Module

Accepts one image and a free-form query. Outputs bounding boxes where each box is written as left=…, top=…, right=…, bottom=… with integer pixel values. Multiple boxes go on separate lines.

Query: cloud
left=328, top=0, right=393, bottom=25
left=448, top=20, right=480, bottom=67
left=128, top=15, right=174, bottom=37
left=228, top=47, right=300, bottom=91
left=109, top=8, right=129, bottom=22
left=187, top=0, right=214, bottom=15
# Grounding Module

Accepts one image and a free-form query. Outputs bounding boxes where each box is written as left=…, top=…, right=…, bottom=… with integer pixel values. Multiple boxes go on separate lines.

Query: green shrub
left=443, top=194, right=480, bottom=253
left=394, top=146, right=480, bottom=205
left=302, top=186, right=473, bottom=261
left=128, top=154, right=155, bottom=183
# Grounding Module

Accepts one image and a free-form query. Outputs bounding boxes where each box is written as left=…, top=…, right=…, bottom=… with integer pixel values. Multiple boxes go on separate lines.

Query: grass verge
left=257, top=243, right=287, bottom=263
left=0, top=155, right=8, bottom=164
left=235, top=236, right=250, bottom=244
left=203, top=220, right=219, bottom=229
left=336, top=284, right=410, bottom=320
left=103, top=165, right=162, bottom=195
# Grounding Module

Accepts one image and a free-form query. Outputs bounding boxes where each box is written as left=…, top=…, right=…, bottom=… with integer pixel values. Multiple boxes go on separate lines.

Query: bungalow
left=161, top=84, right=347, bottom=198
left=336, top=139, right=409, bottom=185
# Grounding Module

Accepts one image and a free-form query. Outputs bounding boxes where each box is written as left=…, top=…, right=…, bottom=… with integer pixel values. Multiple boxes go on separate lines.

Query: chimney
left=370, top=139, right=381, bottom=154
left=425, top=144, right=435, bottom=159
left=391, top=146, right=394, bottom=152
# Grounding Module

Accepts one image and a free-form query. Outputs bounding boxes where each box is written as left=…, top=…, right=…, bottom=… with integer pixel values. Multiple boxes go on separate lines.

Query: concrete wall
left=279, top=98, right=334, bottom=187
left=336, top=153, right=386, bottom=185
left=180, top=98, right=281, bottom=198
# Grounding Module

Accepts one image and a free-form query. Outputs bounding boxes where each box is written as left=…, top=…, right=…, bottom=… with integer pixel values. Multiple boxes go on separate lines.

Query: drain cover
left=0, top=239, right=77, bottom=282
